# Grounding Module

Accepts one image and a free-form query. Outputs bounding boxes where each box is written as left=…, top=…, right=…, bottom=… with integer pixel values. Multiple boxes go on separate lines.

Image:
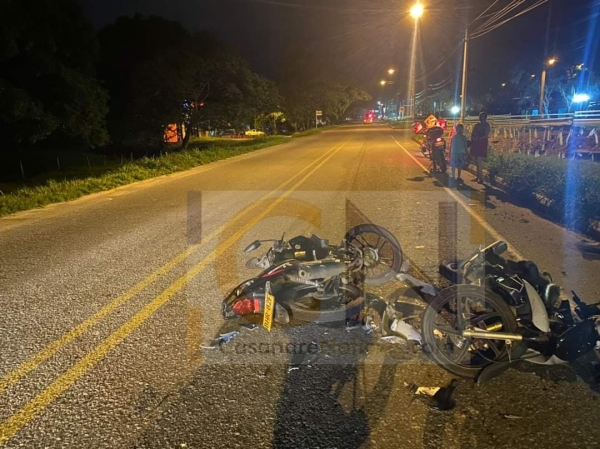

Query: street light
left=573, top=93, right=590, bottom=103
left=451, top=106, right=460, bottom=115
left=410, top=2, right=424, bottom=19
left=380, top=80, right=387, bottom=86
left=388, top=68, right=395, bottom=76
left=539, top=57, right=558, bottom=118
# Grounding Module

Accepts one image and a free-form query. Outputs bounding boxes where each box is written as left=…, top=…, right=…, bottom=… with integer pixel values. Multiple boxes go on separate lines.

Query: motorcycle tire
left=344, top=224, right=403, bottom=286
left=434, top=150, right=447, bottom=173
left=285, top=284, right=365, bottom=323
left=421, top=285, right=517, bottom=379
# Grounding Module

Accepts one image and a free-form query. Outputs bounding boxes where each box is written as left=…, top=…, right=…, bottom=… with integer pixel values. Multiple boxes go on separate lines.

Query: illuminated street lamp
left=410, top=2, right=424, bottom=19
left=539, top=57, right=558, bottom=118
left=380, top=80, right=387, bottom=86
left=573, top=93, right=590, bottom=103
left=451, top=106, right=460, bottom=115
left=388, top=68, right=395, bottom=76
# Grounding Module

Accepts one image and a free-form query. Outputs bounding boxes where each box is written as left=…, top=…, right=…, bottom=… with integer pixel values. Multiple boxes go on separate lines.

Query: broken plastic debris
left=390, top=319, right=422, bottom=343
left=240, top=323, right=258, bottom=330
left=501, top=414, right=523, bottom=420
left=211, top=330, right=240, bottom=346
left=287, top=366, right=300, bottom=372
left=381, top=336, right=406, bottom=344
left=415, top=245, right=425, bottom=249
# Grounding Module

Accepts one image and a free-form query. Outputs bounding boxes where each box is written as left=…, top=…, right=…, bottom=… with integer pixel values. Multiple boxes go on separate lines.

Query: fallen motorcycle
left=221, top=224, right=403, bottom=325
left=405, top=241, right=600, bottom=383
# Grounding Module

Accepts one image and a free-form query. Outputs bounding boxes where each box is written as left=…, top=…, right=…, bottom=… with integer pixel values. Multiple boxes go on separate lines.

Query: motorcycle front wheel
left=421, top=285, right=517, bottom=379
left=344, top=224, right=403, bottom=286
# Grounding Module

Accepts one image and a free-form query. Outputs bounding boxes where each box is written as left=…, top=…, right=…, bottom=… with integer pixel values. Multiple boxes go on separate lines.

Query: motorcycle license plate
left=262, top=281, right=275, bottom=331
left=435, top=141, right=445, bottom=147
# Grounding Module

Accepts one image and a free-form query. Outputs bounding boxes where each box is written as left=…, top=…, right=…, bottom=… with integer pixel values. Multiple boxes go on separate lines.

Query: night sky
left=82, top=0, right=600, bottom=99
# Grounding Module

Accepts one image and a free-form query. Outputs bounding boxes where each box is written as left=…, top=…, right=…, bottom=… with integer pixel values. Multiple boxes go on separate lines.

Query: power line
left=472, top=0, right=548, bottom=38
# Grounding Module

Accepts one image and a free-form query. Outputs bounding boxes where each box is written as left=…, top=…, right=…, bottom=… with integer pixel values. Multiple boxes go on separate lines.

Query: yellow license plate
left=262, top=282, right=275, bottom=331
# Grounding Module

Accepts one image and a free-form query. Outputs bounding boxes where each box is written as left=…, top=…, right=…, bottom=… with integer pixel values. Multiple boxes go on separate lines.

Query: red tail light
left=232, top=298, right=261, bottom=316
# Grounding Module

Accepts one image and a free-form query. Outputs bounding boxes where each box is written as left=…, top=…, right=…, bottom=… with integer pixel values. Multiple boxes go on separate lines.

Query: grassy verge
left=291, top=126, right=336, bottom=138
left=484, top=150, right=600, bottom=231
left=0, top=136, right=287, bottom=217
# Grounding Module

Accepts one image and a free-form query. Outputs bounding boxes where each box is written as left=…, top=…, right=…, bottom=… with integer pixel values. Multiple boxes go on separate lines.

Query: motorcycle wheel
left=285, top=284, right=365, bottom=323
left=344, top=224, right=403, bottom=286
left=434, top=149, right=447, bottom=173
left=421, top=285, right=517, bottom=379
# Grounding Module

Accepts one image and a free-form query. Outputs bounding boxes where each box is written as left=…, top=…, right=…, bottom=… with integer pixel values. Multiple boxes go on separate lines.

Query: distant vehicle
left=364, top=118, right=373, bottom=124
left=245, top=129, right=266, bottom=137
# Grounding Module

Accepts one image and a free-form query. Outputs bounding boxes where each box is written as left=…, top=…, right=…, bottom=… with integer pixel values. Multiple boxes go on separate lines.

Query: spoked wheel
left=344, top=224, right=403, bottom=286
left=422, top=285, right=517, bottom=379
left=282, top=284, right=365, bottom=323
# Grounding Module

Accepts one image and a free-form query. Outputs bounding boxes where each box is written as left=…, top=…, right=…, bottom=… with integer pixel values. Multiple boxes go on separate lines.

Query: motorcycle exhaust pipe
left=462, top=329, right=524, bottom=341
left=297, top=262, right=346, bottom=280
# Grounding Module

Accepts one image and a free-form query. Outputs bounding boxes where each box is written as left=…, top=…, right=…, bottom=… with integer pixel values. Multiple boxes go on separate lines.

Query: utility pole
left=539, top=68, right=547, bottom=118
left=460, top=28, right=469, bottom=123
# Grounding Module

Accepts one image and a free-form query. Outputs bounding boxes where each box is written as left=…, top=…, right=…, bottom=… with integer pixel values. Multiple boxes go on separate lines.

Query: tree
left=98, top=15, right=190, bottom=147
left=0, top=0, right=108, bottom=150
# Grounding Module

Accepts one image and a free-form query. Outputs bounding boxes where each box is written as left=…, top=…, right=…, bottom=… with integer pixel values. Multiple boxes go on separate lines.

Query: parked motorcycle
left=420, top=126, right=447, bottom=174
left=221, top=224, right=403, bottom=325
left=408, top=241, right=600, bottom=382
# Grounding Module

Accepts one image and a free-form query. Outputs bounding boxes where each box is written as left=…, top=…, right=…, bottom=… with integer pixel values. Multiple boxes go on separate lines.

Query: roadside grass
left=291, top=126, right=336, bottom=138
left=0, top=136, right=288, bottom=217
left=484, top=150, right=600, bottom=232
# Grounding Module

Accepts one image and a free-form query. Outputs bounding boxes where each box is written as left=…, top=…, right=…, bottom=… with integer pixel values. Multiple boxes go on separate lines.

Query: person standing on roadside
left=470, top=112, right=491, bottom=183
left=450, top=123, right=468, bottom=186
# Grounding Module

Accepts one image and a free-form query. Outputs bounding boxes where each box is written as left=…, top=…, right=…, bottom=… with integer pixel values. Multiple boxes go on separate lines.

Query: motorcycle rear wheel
left=344, top=224, right=403, bottom=286
left=283, top=284, right=365, bottom=323
left=422, top=285, right=517, bottom=379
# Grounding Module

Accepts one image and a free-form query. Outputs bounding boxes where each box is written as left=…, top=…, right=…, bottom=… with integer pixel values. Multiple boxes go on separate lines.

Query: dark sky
left=83, top=0, right=600, bottom=98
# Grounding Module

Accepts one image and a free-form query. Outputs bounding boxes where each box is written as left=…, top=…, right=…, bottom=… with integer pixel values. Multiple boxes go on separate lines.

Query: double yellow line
left=0, top=139, right=349, bottom=444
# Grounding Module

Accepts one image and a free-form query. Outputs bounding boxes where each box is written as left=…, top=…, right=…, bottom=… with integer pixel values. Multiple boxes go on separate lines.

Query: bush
left=485, top=150, right=600, bottom=230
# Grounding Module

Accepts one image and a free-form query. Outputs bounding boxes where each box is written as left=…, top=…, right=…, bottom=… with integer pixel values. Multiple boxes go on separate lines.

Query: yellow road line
left=0, top=139, right=348, bottom=397
left=390, top=135, right=525, bottom=260
left=0, top=140, right=348, bottom=445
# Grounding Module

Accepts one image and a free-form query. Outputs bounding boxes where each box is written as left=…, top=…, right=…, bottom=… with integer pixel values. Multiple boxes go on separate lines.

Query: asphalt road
left=1, top=124, right=600, bottom=449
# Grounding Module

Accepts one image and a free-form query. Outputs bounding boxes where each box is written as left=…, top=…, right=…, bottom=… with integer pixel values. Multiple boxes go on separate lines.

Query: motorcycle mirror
left=245, top=257, right=260, bottom=269
left=244, top=240, right=261, bottom=253
left=492, top=241, right=508, bottom=256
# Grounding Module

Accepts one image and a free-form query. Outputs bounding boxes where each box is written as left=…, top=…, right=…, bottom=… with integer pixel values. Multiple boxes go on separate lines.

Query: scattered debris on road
left=408, top=379, right=458, bottom=411
left=501, top=414, right=524, bottom=420
left=211, top=330, right=240, bottom=346
left=381, top=335, right=406, bottom=344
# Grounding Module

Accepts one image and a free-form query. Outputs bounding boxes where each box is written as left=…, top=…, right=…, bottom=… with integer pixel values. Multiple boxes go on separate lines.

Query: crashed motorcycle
left=221, top=224, right=403, bottom=325
left=406, top=241, right=600, bottom=382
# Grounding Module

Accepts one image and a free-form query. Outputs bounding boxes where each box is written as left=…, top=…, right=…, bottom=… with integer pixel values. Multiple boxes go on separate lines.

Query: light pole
left=459, top=29, right=469, bottom=123
left=409, top=2, right=424, bottom=120
left=539, top=57, right=556, bottom=118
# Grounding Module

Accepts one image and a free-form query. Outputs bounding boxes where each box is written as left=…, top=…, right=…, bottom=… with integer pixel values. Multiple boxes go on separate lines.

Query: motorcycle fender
left=524, top=280, right=550, bottom=333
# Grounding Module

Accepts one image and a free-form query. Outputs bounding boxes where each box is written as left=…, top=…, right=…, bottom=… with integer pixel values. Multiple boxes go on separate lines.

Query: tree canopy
left=0, top=0, right=109, bottom=150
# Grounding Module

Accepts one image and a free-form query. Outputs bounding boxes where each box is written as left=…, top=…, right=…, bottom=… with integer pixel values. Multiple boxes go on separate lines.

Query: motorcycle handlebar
left=458, top=241, right=509, bottom=273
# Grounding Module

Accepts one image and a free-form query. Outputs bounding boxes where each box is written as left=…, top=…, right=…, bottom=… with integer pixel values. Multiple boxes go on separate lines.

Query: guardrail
left=389, top=110, right=600, bottom=127
left=461, top=110, right=600, bottom=127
